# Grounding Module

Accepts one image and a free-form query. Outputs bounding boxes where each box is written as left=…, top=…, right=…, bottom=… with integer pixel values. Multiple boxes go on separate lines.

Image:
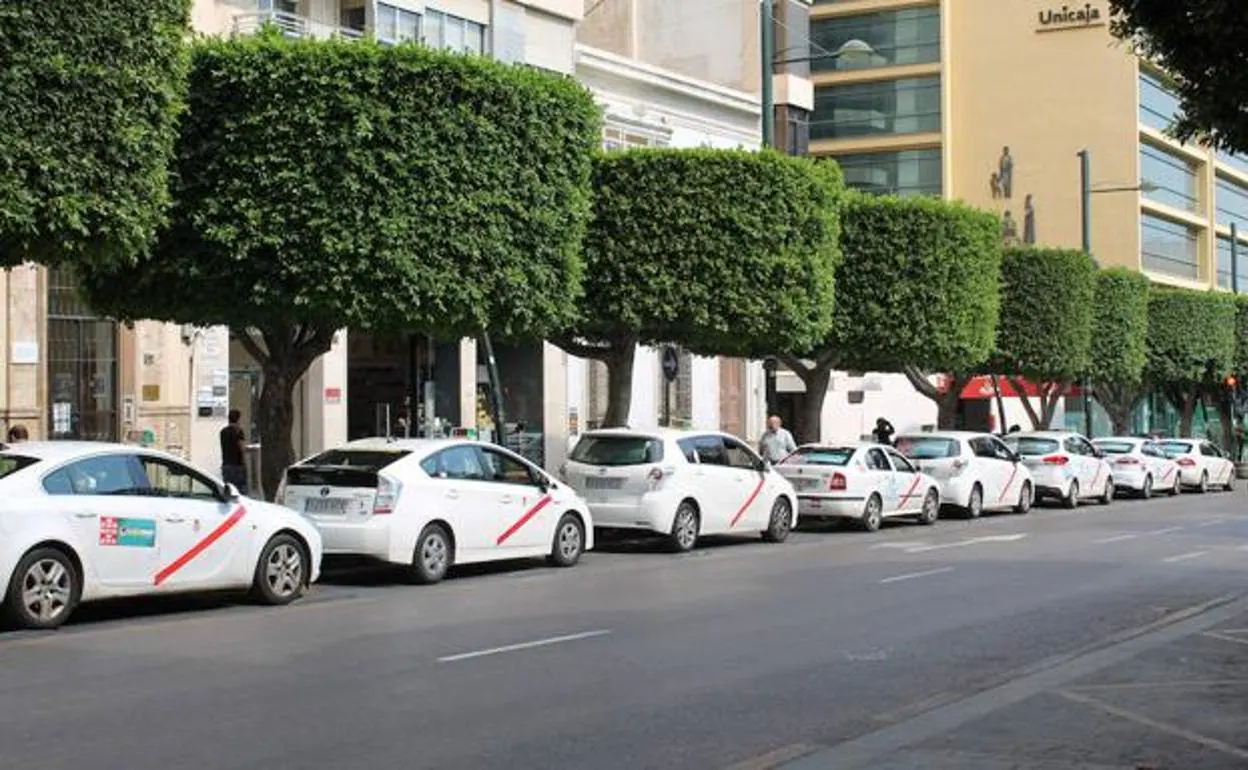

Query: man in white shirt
left=758, top=415, right=797, bottom=463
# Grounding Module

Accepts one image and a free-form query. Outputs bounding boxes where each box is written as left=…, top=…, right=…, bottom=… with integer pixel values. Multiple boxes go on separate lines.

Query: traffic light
left=1226, top=375, right=1238, bottom=389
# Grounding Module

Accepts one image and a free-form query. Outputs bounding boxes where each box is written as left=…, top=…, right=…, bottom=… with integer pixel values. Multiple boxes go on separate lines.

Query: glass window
left=569, top=436, right=664, bottom=465
left=421, top=445, right=487, bottom=480
left=835, top=148, right=942, bottom=197
left=1215, top=176, right=1248, bottom=230
left=1215, top=236, right=1248, bottom=292
left=444, top=16, right=464, bottom=51
left=1141, top=213, right=1199, bottom=279
left=809, top=7, right=941, bottom=72
left=865, top=448, right=891, bottom=471
left=306, top=449, right=411, bottom=470
left=1217, top=151, right=1248, bottom=176
left=47, top=268, right=118, bottom=442
left=397, top=8, right=420, bottom=42
left=463, top=20, right=486, bottom=55
left=989, top=438, right=1016, bottom=461
left=1158, top=440, right=1192, bottom=458
left=894, top=436, right=959, bottom=459
left=811, top=77, right=941, bottom=140
left=478, top=448, right=536, bottom=485
left=424, top=9, right=444, bottom=47
left=375, top=3, right=397, bottom=41
left=886, top=450, right=916, bottom=473
left=1139, top=71, right=1181, bottom=132
left=1004, top=436, right=1061, bottom=456
left=1093, top=441, right=1135, bottom=455
left=1140, top=143, right=1198, bottom=213
left=781, top=446, right=855, bottom=466
left=722, top=438, right=760, bottom=470
left=676, top=438, right=699, bottom=463
left=0, top=454, right=38, bottom=480
left=45, top=455, right=140, bottom=496
left=692, top=436, right=728, bottom=466
left=969, top=438, right=997, bottom=459
left=138, top=456, right=220, bottom=501
left=1200, top=443, right=1220, bottom=457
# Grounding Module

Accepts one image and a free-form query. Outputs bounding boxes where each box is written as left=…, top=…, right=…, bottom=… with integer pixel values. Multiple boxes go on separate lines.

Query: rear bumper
left=587, top=492, right=677, bottom=535
left=1112, top=467, right=1147, bottom=490
left=797, top=494, right=865, bottom=518
left=315, top=519, right=393, bottom=561
left=934, top=477, right=976, bottom=509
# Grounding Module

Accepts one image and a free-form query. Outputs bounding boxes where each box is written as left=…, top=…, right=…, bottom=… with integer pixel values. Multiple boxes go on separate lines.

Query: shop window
left=46, top=268, right=118, bottom=441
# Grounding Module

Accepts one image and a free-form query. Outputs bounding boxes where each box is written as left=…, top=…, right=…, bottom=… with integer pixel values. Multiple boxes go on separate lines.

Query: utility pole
left=760, top=0, right=774, bottom=150
left=1233, top=222, right=1240, bottom=294
left=1078, top=149, right=1094, bottom=437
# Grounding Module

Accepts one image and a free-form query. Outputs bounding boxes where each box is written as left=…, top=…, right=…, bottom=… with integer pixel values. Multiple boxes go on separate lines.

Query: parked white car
left=1156, top=438, right=1236, bottom=493
left=561, top=429, right=797, bottom=552
left=0, top=442, right=322, bottom=630
left=773, top=443, right=941, bottom=531
left=1002, top=431, right=1114, bottom=508
left=279, top=438, right=592, bottom=584
left=894, top=432, right=1034, bottom=518
left=1092, top=437, right=1181, bottom=498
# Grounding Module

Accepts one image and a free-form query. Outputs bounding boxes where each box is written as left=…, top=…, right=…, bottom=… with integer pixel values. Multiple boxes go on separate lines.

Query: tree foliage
left=0, top=0, right=191, bottom=269
left=556, top=148, right=843, bottom=426
left=81, top=34, right=600, bottom=496
left=1145, top=288, right=1236, bottom=386
left=1109, top=0, right=1248, bottom=153
left=1089, top=268, right=1151, bottom=435
left=1234, top=294, right=1248, bottom=374
left=995, top=247, right=1097, bottom=381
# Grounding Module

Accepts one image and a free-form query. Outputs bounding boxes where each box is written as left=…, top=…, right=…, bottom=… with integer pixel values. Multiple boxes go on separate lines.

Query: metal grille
left=46, top=268, right=118, bottom=441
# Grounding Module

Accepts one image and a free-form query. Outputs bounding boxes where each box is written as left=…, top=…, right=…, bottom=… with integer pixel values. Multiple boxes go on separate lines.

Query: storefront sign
left=1037, top=3, right=1104, bottom=31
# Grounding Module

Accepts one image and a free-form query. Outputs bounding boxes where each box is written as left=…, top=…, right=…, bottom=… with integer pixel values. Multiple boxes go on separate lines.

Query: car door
left=864, top=448, right=898, bottom=511
left=477, top=446, right=558, bottom=552
left=688, top=435, right=737, bottom=532
left=967, top=437, right=1006, bottom=503
left=418, top=444, right=502, bottom=558
left=132, top=454, right=249, bottom=590
left=1201, top=442, right=1231, bottom=483
left=885, top=449, right=924, bottom=512
left=41, top=453, right=156, bottom=589
left=1064, top=437, right=1096, bottom=494
left=1142, top=442, right=1174, bottom=486
left=988, top=437, right=1024, bottom=506
left=721, top=436, right=769, bottom=528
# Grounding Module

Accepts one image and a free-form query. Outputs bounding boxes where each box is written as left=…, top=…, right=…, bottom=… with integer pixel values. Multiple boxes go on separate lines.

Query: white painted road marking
left=1144, top=526, right=1185, bottom=536
left=905, top=534, right=1027, bottom=553
left=1196, top=518, right=1226, bottom=527
left=1162, top=550, right=1210, bottom=564
left=880, top=567, right=955, bottom=584
left=1093, top=533, right=1140, bottom=544
left=437, top=629, right=612, bottom=663
left=871, top=541, right=931, bottom=550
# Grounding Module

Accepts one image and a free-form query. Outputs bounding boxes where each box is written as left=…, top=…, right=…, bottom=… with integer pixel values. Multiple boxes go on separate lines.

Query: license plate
left=305, top=497, right=349, bottom=514
left=585, top=477, right=624, bottom=490
left=796, top=477, right=824, bottom=490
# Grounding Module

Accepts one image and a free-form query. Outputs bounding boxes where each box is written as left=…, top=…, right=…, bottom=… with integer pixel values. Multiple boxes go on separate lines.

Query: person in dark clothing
left=220, top=410, right=248, bottom=495
left=872, top=417, right=895, bottom=446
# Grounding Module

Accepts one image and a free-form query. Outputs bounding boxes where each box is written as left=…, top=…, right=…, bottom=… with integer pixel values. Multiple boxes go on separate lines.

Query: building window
left=1216, top=236, right=1248, bottom=292
left=785, top=109, right=810, bottom=156
left=376, top=3, right=420, bottom=44
left=424, top=8, right=487, bottom=55
left=809, top=7, right=940, bottom=73
left=834, top=148, right=942, bottom=197
left=601, top=125, right=661, bottom=151
left=1216, top=151, right=1248, bottom=176
left=1141, top=213, right=1199, bottom=280
left=811, top=77, right=941, bottom=140
left=1139, top=71, right=1180, bottom=132
left=1215, top=176, right=1248, bottom=231
left=46, top=268, right=118, bottom=441
left=1140, top=143, right=1199, bottom=213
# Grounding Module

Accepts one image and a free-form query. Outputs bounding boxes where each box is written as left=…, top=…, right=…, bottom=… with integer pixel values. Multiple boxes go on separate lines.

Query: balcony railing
left=232, top=10, right=365, bottom=40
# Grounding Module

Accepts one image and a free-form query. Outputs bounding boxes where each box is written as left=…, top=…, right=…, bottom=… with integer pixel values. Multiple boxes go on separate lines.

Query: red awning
left=936, top=376, right=1083, bottom=400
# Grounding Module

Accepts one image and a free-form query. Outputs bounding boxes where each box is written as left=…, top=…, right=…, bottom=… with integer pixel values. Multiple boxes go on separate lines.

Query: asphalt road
left=3, top=491, right=1247, bottom=769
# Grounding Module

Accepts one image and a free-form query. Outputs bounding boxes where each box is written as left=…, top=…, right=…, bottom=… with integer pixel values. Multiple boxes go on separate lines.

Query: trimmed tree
left=992, top=247, right=1097, bottom=429
left=0, top=0, right=191, bottom=269
left=79, top=34, right=600, bottom=498
left=1145, top=288, right=1236, bottom=436
left=1088, top=268, right=1151, bottom=435
left=785, top=194, right=1001, bottom=437
left=554, top=148, right=843, bottom=427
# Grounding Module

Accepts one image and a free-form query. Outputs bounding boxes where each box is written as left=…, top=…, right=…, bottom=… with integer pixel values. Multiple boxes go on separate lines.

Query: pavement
left=1, top=491, right=1246, bottom=769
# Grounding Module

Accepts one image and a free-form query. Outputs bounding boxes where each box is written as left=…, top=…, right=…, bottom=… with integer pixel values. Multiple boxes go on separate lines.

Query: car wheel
left=1014, top=482, right=1033, bottom=514
left=860, top=494, right=884, bottom=532
left=1062, top=479, right=1080, bottom=509
left=547, top=514, right=585, bottom=568
left=252, top=534, right=307, bottom=605
left=405, top=524, right=453, bottom=584
left=762, top=497, right=793, bottom=543
left=1198, top=471, right=1209, bottom=494
left=964, top=484, right=983, bottom=519
left=669, top=501, right=700, bottom=553
left=1098, top=476, right=1114, bottom=506
left=1141, top=474, right=1153, bottom=500
left=1170, top=474, right=1181, bottom=496
left=1224, top=470, right=1235, bottom=492
left=4, top=548, right=79, bottom=630
left=918, top=489, right=940, bottom=525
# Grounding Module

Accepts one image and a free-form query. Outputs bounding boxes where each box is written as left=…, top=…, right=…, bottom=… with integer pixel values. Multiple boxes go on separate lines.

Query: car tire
left=918, top=489, right=940, bottom=525
left=1098, top=476, right=1114, bottom=506
left=1224, top=471, right=1235, bottom=492
left=860, top=494, right=884, bottom=532
left=669, top=501, right=700, bottom=553
left=1169, top=474, right=1181, bottom=496
left=3, top=547, right=79, bottom=630
left=1014, top=482, right=1033, bottom=514
left=964, top=484, right=983, bottom=520
left=762, top=497, right=793, bottom=543
left=251, top=533, right=307, bottom=605
left=1141, top=474, right=1153, bottom=500
left=1197, top=471, right=1209, bottom=494
left=547, top=514, right=585, bottom=568
left=405, top=524, right=453, bottom=584
left=1062, top=479, right=1080, bottom=509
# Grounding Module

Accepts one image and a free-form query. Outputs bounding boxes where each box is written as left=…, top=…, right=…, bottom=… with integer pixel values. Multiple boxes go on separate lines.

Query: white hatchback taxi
left=1156, top=438, right=1236, bottom=493
left=1091, top=437, right=1181, bottom=498
left=0, top=442, right=322, bottom=630
left=1003, top=431, right=1115, bottom=507
left=280, top=439, right=592, bottom=583
left=773, top=443, right=941, bottom=531
left=894, top=432, right=1034, bottom=518
left=561, top=429, right=798, bottom=552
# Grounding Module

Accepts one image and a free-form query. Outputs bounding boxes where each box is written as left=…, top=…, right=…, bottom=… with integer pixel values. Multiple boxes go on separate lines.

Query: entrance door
left=46, top=268, right=118, bottom=441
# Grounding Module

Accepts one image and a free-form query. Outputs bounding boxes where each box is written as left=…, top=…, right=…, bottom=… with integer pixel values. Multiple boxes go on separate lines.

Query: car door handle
left=74, top=513, right=98, bottom=520
left=445, top=490, right=460, bottom=500
left=500, top=495, right=515, bottom=503
left=166, top=516, right=186, bottom=523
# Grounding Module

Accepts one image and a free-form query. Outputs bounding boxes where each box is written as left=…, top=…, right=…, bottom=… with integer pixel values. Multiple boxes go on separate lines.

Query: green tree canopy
left=80, top=34, right=600, bottom=496
left=1146, top=287, right=1236, bottom=434
left=556, top=148, right=843, bottom=427
left=0, top=0, right=191, bottom=269
left=1088, top=268, right=1151, bottom=434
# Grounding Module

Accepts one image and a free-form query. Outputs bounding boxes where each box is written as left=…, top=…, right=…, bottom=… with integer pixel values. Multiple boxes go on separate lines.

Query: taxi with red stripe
left=0, top=442, right=322, bottom=630
left=1002, top=431, right=1114, bottom=508
left=279, top=438, right=592, bottom=584
left=774, top=443, right=941, bottom=531
left=894, top=432, right=1034, bottom=518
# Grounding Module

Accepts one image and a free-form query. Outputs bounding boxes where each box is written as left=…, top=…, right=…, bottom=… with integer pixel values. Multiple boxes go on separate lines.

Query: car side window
left=887, top=450, right=916, bottom=473
left=421, top=446, right=487, bottom=481
left=1064, top=438, right=1084, bottom=455
left=722, top=437, right=760, bottom=470
left=43, top=455, right=141, bottom=496
left=969, top=438, right=995, bottom=459
left=692, top=435, right=728, bottom=466
left=1200, top=443, right=1220, bottom=457
left=478, top=447, right=538, bottom=486
left=676, top=438, right=699, bottom=463
left=989, top=438, right=1015, bottom=461
left=866, top=448, right=891, bottom=471
left=137, top=456, right=220, bottom=501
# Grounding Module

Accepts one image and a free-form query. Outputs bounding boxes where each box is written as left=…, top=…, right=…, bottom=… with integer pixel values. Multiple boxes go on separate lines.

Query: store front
left=46, top=268, right=118, bottom=441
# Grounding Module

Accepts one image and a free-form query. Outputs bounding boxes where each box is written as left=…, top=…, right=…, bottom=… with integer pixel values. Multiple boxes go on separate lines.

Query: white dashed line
left=1196, top=518, right=1226, bottom=527
left=1144, top=526, right=1185, bottom=536
left=1093, top=533, right=1140, bottom=544
left=1162, top=550, right=1210, bottom=564
left=879, top=566, right=954, bottom=584
left=437, top=629, right=612, bottom=662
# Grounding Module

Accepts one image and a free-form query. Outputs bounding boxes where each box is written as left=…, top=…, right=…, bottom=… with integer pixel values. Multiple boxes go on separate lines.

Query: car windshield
left=1158, top=441, right=1192, bottom=457
left=894, top=436, right=959, bottom=460
left=1093, top=441, right=1135, bottom=455
left=1004, top=436, right=1060, bottom=456
left=303, top=449, right=411, bottom=471
left=781, top=447, right=854, bottom=466
left=0, top=454, right=38, bottom=480
left=570, top=436, right=664, bottom=466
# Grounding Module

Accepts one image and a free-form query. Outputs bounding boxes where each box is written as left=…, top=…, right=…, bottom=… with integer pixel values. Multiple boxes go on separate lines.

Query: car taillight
left=1042, top=455, right=1069, bottom=466
left=374, top=475, right=401, bottom=514
left=1177, top=457, right=1196, bottom=467
left=1115, top=457, right=1141, bottom=465
left=828, top=472, right=847, bottom=491
left=647, top=466, right=669, bottom=489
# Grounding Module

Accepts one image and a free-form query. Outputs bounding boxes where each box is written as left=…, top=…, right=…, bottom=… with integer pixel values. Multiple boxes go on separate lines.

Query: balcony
left=232, top=10, right=365, bottom=40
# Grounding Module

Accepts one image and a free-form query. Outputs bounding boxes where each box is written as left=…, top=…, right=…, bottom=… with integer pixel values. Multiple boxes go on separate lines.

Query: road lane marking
left=905, top=534, right=1026, bottom=553
left=1196, top=518, right=1226, bottom=527
left=726, top=743, right=820, bottom=770
left=871, top=541, right=930, bottom=550
left=1093, top=533, right=1139, bottom=544
left=879, top=567, right=954, bottom=584
left=437, top=629, right=612, bottom=663
left=1162, top=550, right=1210, bottom=563
left=1056, top=690, right=1248, bottom=761
left=1068, top=679, right=1248, bottom=692
left=1203, top=631, right=1248, bottom=648
left=1144, top=526, right=1184, bottom=536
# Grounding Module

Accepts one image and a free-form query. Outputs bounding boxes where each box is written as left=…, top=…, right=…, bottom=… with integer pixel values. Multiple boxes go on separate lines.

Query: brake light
left=828, top=472, right=847, bottom=491
left=646, top=466, right=672, bottom=489
left=1177, top=457, right=1196, bottom=467
left=374, top=475, right=401, bottom=514
left=1115, top=457, right=1141, bottom=465
left=1042, top=455, right=1069, bottom=466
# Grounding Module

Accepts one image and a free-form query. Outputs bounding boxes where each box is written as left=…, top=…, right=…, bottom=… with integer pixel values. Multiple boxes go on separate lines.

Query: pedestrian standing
left=220, top=409, right=249, bottom=495
left=872, top=417, right=895, bottom=446
left=7, top=424, right=29, bottom=443
left=758, top=415, right=797, bottom=464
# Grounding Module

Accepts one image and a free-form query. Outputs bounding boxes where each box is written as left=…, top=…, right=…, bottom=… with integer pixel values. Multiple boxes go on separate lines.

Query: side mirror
left=222, top=482, right=241, bottom=501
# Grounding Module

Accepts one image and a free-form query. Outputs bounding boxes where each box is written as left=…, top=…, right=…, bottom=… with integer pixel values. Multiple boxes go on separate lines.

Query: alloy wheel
left=21, top=558, right=72, bottom=625
left=264, top=542, right=304, bottom=599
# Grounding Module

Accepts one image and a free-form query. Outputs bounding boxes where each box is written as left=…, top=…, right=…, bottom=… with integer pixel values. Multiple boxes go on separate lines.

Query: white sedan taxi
left=280, top=439, right=592, bottom=583
left=0, top=442, right=322, bottom=630
left=1003, top=431, right=1114, bottom=508
left=1091, top=437, right=1181, bottom=498
left=561, top=429, right=797, bottom=552
left=773, top=443, right=941, bottom=531
left=894, top=432, right=1034, bottom=518
left=1156, top=438, right=1236, bottom=493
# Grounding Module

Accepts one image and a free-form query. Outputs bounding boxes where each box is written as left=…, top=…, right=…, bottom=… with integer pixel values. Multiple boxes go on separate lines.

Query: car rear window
left=1004, top=437, right=1060, bottom=456
left=304, top=449, right=411, bottom=470
left=0, top=454, right=38, bottom=480
left=781, top=447, right=854, bottom=466
left=1094, top=441, right=1134, bottom=455
left=1158, top=441, right=1192, bottom=457
left=894, top=437, right=959, bottom=460
left=569, top=436, right=664, bottom=466
left=286, top=449, right=411, bottom=488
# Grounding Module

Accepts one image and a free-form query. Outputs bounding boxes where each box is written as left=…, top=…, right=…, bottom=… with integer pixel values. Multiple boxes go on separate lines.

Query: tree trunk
left=797, top=366, right=832, bottom=444
left=1216, top=395, right=1235, bottom=453
left=903, top=367, right=964, bottom=430
left=601, top=344, right=636, bottom=428
left=990, top=375, right=1008, bottom=433
left=1179, top=394, right=1197, bottom=436
left=1096, top=382, right=1141, bottom=436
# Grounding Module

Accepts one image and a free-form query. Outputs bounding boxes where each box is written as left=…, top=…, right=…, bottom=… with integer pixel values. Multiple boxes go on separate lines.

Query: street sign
left=661, top=346, right=679, bottom=382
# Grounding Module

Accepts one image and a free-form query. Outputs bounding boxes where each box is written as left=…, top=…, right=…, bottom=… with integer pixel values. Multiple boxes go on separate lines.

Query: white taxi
left=773, top=443, right=941, bottom=531
left=894, top=432, right=1034, bottom=518
left=561, top=429, right=797, bottom=552
left=1002, top=431, right=1114, bottom=508
left=279, top=439, right=592, bottom=583
left=1156, top=438, right=1236, bottom=493
left=1091, top=437, right=1181, bottom=498
left=0, top=442, right=322, bottom=630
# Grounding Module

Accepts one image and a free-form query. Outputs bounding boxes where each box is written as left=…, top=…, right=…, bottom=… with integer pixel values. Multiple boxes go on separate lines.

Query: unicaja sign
left=1037, top=3, right=1104, bottom=30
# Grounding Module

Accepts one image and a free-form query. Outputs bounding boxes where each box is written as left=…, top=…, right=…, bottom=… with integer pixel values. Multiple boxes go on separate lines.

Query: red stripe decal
left=997, top=467, right=1019, bottom=502
left=496, top=495, right=553, bottom=546
left=154, top=506, right=246, bottom=586
left=1161, top=467, right=1174, bottom=481
left=1091, top=465, right=1104, bottom=493
left=898, top=476, right=923, bottom=506
left=730, top=478, right=767, bottom=527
